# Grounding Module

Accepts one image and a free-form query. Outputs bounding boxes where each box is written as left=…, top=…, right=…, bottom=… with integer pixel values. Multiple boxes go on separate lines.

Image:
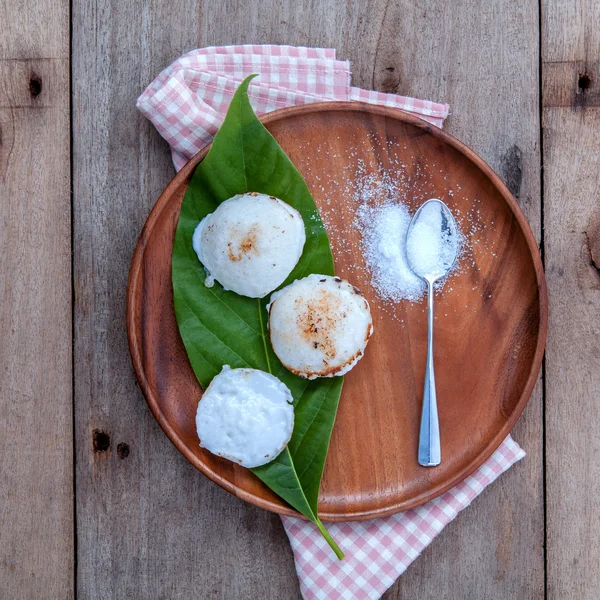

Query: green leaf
left=172, top=75, right=344, bottom=559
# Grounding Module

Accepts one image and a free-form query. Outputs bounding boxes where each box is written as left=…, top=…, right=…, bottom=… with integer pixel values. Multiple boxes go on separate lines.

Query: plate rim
left=127, top=101, right=548, bottom=521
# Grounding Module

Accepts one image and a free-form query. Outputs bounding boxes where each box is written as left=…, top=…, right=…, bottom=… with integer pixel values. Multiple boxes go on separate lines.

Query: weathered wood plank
left=73, top=0, right=543, bottom=597
left=0, top=1, right=72, bottom=598
left=543, top=1, right=600, bottom=598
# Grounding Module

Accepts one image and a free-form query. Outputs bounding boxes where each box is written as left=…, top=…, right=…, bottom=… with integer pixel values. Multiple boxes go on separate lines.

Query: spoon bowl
left=406, top=199, right=460, bottom=284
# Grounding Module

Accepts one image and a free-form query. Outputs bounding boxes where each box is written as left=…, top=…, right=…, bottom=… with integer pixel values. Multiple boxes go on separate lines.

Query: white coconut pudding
left=196, top=365, right=295, bottom=468
left=192, top=192, right=306, bottom=298
left=196, top=365, right=294, bottom=468
left=267, top=274, right=373, bottom=379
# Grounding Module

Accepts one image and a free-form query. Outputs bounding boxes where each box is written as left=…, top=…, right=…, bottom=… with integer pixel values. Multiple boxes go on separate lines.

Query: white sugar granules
left=357, top=203, right=425, bottom=302
left=406, top=201, right=458, bottom=281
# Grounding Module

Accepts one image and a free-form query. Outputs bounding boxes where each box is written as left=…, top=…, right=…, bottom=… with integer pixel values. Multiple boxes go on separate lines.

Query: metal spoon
left=406, top=199, right=459, bottom=467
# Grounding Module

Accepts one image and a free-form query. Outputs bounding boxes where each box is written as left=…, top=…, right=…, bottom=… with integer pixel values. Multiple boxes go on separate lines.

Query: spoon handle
left=418, top=280, right=441, bottom=466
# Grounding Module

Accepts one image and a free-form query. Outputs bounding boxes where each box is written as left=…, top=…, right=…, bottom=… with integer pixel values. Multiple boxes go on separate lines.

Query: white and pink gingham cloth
left=137, top=45, right=449, bottom=171
left=138, top=45, right=524, bottom=600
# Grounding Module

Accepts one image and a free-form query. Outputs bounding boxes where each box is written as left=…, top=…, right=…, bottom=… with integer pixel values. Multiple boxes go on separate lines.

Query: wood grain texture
left=73, top=0, right=544, bottom=597
left=128, top=103, right=546, bottom=522
left=0, top=1, right=72, bottom=598
left=543, top=1, right=600, bottom=598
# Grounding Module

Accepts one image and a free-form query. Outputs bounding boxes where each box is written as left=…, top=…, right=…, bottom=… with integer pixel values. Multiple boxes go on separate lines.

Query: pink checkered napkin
left=137, top=45, right=524, bottom=600
left=137, top=44, right=449, bottom=171
left=282, top=436, right=524, bottom=600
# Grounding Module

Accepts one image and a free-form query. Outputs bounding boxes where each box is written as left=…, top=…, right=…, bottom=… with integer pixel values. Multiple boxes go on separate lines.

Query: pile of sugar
left=357, top=203, right=425, bottom=302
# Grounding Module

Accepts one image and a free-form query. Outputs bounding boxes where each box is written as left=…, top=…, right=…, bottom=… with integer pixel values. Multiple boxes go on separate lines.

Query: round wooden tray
left=127, top=103, right=547, bottom=521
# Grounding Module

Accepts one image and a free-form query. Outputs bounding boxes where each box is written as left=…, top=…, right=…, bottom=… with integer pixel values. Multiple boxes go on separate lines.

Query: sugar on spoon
left=406, top=199, right=459, bottom=467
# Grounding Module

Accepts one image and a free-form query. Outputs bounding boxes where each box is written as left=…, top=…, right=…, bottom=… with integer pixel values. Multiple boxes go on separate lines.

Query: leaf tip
left=238, top=73, right=259, bottom=94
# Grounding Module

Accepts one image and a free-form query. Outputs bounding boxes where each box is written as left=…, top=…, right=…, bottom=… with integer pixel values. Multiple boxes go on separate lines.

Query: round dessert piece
left=268, top=274, right=373, bottom=379
left=195, top=365, right=294, bottom=468
left=192, top=192, right=306, bottom=298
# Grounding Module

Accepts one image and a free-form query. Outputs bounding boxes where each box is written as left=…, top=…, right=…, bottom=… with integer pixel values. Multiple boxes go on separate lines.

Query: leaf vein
left=291, top=380, right=335, bottom=462
left=257, top=298, right=272, bottom=375
left=178, top=295, right=254, bottom=369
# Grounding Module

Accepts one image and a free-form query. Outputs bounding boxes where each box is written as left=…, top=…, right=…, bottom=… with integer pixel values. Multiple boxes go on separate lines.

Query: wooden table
left=1, top=1, right=598, bottom=598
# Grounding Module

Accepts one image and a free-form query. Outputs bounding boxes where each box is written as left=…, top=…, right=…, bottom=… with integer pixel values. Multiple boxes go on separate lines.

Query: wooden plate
left=127, top=103, right=547, bottom=521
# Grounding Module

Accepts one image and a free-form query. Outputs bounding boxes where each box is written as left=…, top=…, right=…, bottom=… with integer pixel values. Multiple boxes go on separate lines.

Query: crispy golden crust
left=269, top=279, right=373, bottom=379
